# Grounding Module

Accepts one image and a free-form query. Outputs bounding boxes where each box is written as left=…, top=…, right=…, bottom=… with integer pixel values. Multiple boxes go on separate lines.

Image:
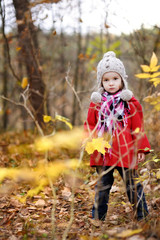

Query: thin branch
left=62, top=186, right=75, bottom=240
left=65, top=64, right=82, bottom=110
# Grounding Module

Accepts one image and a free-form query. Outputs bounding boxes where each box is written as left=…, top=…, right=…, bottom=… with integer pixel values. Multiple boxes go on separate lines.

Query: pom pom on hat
left=91, top=92, right=102, bottom=103
left=119, top=89, right=133, bottom=101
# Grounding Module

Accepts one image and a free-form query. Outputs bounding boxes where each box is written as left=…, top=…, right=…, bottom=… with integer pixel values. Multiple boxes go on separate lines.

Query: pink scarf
left=97, top=91, right=129, bottom=139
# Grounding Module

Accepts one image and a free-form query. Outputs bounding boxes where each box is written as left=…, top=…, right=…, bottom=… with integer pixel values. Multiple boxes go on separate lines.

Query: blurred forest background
left=0, top=0, right=160, bottom=239
left=0, top=0, right=159, bottom=151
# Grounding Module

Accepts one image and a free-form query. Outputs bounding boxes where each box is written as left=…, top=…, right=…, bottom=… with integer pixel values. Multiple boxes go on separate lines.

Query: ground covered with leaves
left=0, top=131, right=160, bottom=240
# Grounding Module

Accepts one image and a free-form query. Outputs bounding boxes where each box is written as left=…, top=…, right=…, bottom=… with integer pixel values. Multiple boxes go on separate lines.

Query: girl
left=84, top=51, right=151, bottom=222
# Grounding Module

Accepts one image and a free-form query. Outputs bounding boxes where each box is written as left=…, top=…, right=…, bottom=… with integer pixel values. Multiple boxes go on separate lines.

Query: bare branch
left=65, top=64, right=82, bottom=110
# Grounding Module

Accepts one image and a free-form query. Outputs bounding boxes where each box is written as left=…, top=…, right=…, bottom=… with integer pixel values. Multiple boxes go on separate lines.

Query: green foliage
left=85, top=36, right=121, bottom=71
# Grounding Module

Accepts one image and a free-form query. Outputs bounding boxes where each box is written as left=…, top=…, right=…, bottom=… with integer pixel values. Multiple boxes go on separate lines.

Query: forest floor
left=0, top=131, right=160, bottom=240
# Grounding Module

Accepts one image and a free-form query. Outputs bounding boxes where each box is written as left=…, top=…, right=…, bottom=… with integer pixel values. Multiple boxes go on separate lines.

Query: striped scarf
left=97, top=91, right=128, bottom=139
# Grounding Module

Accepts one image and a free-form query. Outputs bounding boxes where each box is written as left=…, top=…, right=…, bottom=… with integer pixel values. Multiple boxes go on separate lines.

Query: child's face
left=102, top=72, right=123, bottom=94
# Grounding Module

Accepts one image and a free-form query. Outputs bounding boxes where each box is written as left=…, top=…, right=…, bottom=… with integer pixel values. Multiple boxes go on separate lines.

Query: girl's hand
left=138, top=152, right=145, bottom=162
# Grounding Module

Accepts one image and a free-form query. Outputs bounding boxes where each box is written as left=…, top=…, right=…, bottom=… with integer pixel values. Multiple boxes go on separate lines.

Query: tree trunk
left=60, top=26, right=67, bottom=117
left=12, top=0, right=45, bottom=127
left=0, top=0, right=8, bottom=130
left=2, top=39, right=8, bottom=129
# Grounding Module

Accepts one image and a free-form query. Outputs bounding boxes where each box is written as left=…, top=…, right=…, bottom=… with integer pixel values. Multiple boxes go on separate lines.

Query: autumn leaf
left=16, top=46, right=22, bottom=51
left=50, top=128, right=82, bottom=150
left=78, top=53, right=84, bottom=59
left=149, top=78, right=160, bottom=87
left=85, top=138, right=111, bottom=155
left=156, top=170, right=160, bottom=179
left=43, top=115, right=52, bottom=123
left=116, top=229, right=143, bottom=238
left=35, top=127, right=83, bottom=152
left=43, top=113, right=72, bottom=129
left=151, top=65, right=160, bottom=72
left=55, top=114, right=73, bottom=129
left=143, top=92, right=160, bottom=111
left=143, top=96, right=151, bottom=102
left=140, top=65, right=150, bottom=72
left=134, top=127, right=140, bottom=133
left=144, top=147, right=151, bottom=152
left=153, top=103, right=160, bottom=111
left=151, top=72, right=160, bottom=78
left=150, top=52, right=158, bottom=69
left=52, top=30, right=56, bottom=35
left=35, top=137, right=54, bottom=151
left=135, top=73, right=151, bottom=79
left=104, top=23, right=110, bottom=28
left=21, top=77, right=28, bottom=89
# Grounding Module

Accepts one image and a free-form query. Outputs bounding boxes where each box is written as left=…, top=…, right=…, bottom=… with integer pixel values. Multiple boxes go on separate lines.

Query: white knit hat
left=97, top=51, right=128, bottom=88
left=91, top=51, right=133, bottom=103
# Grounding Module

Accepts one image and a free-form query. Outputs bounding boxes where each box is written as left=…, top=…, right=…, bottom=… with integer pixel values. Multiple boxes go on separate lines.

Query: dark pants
left=92, top=166, right=149, bottom=221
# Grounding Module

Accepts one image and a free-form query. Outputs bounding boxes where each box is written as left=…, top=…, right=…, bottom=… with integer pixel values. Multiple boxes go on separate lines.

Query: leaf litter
left=0, top=131, right=160, bottom=239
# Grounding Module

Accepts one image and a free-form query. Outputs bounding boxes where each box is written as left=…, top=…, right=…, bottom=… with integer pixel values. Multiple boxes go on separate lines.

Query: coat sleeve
left=84, top=102, right=99, bottom=134
left=129, top=98, right=151, bottom=154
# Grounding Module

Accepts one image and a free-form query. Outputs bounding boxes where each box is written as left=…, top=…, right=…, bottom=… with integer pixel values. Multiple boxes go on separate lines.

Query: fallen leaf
left=61, top=187, right=72, bottom=201
left=35, top=199, right=45, bottom=207
left=116, top=229, right=143, bottom=238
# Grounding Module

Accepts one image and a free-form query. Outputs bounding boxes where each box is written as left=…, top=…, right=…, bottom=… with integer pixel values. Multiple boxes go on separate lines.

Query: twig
left=65, top=64, right=82, bottom=110
left=62, top=189, right=75, bottom=240
left=0, top=92, right=44, bottom=137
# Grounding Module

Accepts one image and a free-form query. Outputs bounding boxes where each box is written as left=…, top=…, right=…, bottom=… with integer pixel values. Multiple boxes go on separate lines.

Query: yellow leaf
left=55, top=114, right=73, bottom=129
left=143, top=96, right=152, bottom=103
left=16, top=46, right=21, bottom=51
left=140, top=65, right=150, bottom=72
left=150, top=52, right=158, bottom=69
left=85, top=141, right=96, bottom=155
left=154, top=103, right=160, bottom=111
left=135, top=73, right=151, bottom=79
left=149, top=77, right=160, bottom=83
left=85, top=138, right=111, bottom=155
left=151, top=65, right=160, bottom=72
left=0, top=159, right=79, bottom=202
left=35, top=127, right=83, bottom=152
left=151, top=72, right=160, bottom=78
left=156, top=170, right=160, bottom=179
left=21, top=77, right=28, bottom=89
left=150, top=101, right=158, bottom=105
left=134, top=127, right=140, bottom=133
left=116, top=229, right=143, bottom=238
left=105, top=141, right=111, bottom=149
left=43, top=115, right=52, bottom=123
left=153, top=79, right=160, bottom=87
left=51, top=128, right=82, bottom=150
left=35, top=137, right=54, bottom=152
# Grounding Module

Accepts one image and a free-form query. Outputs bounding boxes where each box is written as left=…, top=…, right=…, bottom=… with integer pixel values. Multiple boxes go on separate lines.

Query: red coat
left=84, top=97, right=151, bottom=169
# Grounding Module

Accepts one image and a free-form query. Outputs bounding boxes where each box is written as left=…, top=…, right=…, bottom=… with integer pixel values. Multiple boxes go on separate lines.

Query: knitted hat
left=91, top=51, right=133, bottom=103
left=97, top=51, right=128, bottom=88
